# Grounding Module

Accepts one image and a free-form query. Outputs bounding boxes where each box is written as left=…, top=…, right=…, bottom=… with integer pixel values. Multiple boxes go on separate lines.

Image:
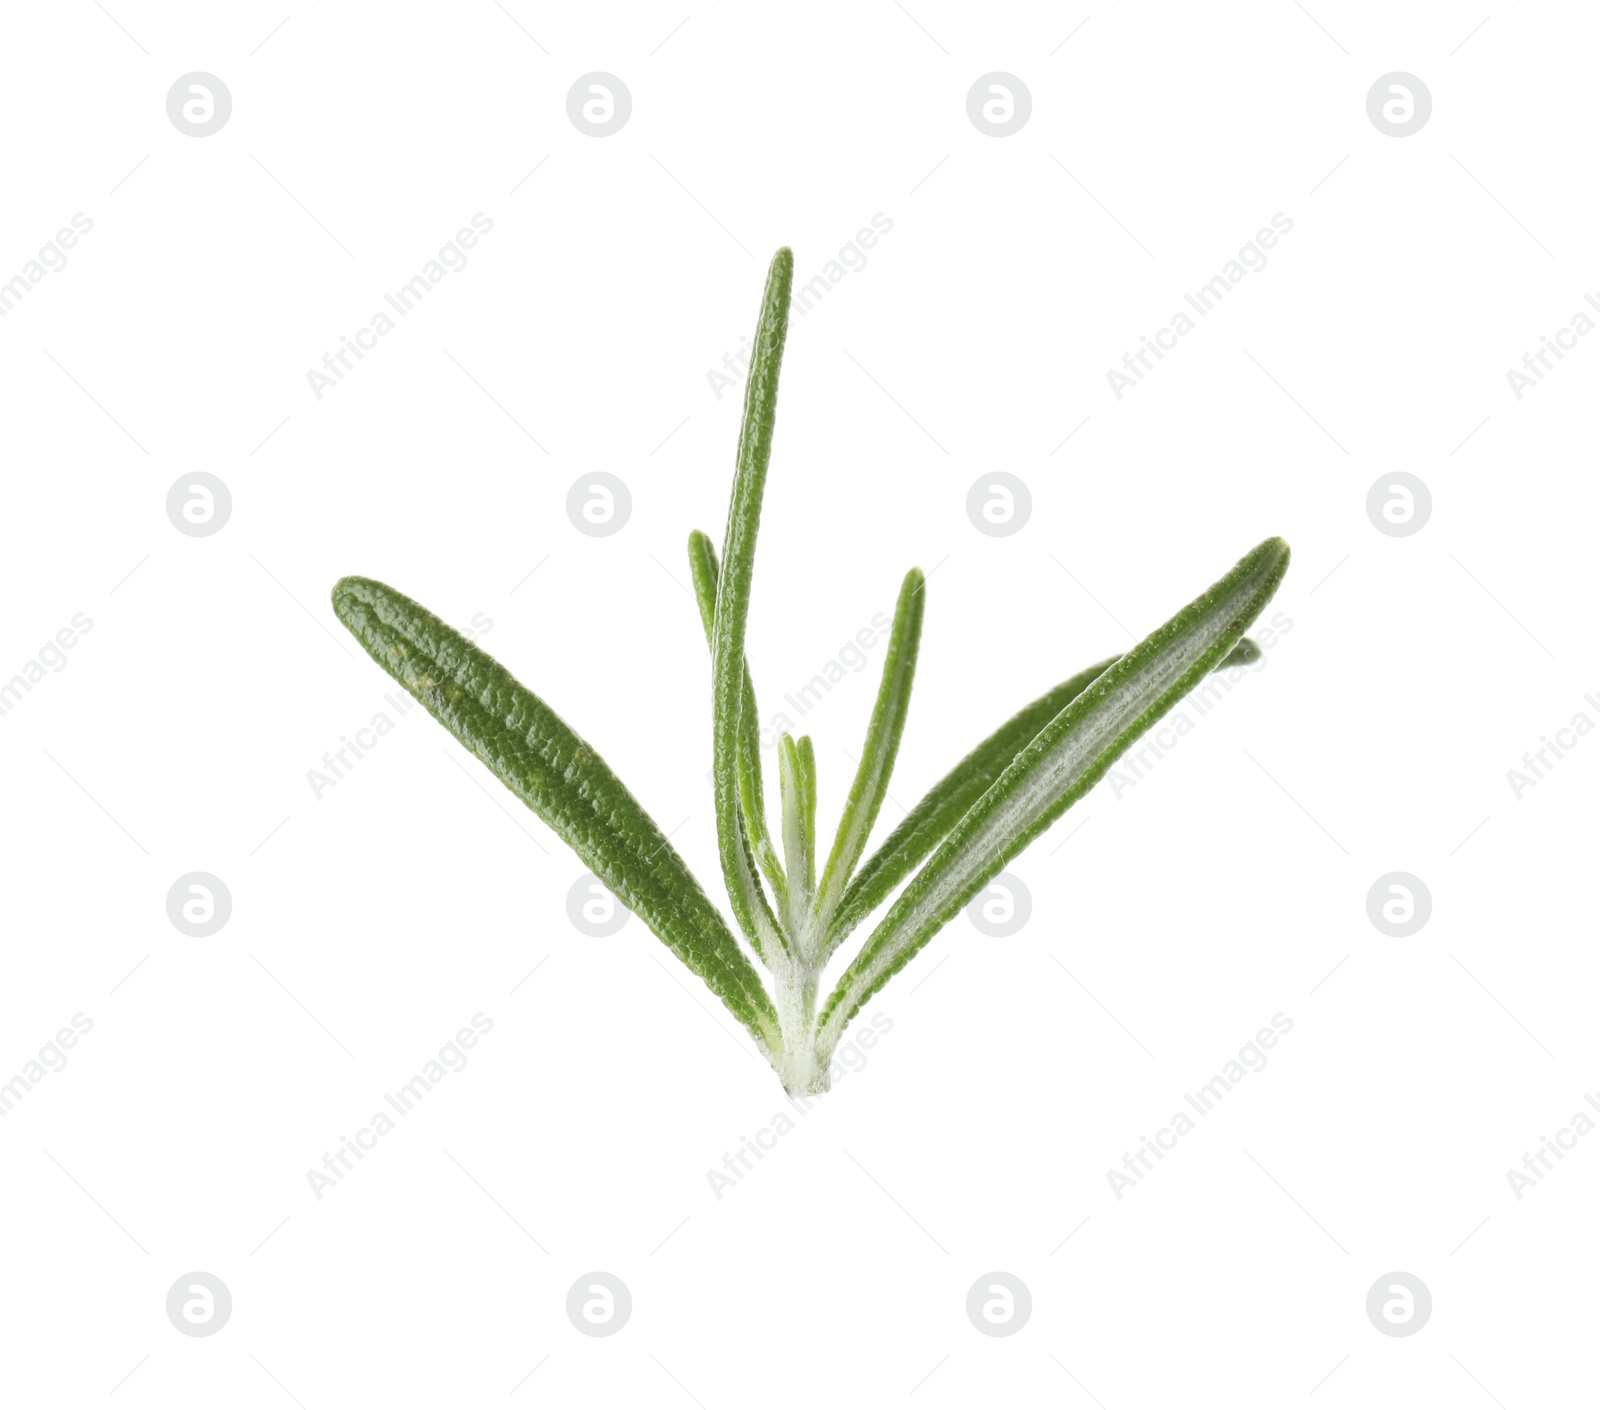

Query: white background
left=2, top=2, right=1596, bottom=1405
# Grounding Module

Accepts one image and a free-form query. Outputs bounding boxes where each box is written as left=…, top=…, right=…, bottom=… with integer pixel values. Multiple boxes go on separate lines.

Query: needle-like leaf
left=688, top=528, right=786, bottom=914
left=331, top=576, right=783, bottom=1055
left=815, top=539, right=1290, bottom=1055
left=811, top=566, right=925, bottom=944
left=825, top=637, right=1265, bottom=953
left=795, top=735, right=817, bottom=844
left=711, top=248, right=794, bottom=963
left=778, top=733, right=817, bottom=923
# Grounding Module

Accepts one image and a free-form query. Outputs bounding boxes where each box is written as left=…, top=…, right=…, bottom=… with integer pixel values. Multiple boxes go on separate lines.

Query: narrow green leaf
left=816, top=539, right=1290, bottom=1052
left=826, top=635, right=1265, bottom=950
left=796, top=735, right=817, bottom=853
left=827, top=655, right=1114, bottom=952
left=331, top=575, right=782, bottom=1054
left=778, top=733, right=817, bottom=919
left=687, top=529, right=786, bottom=912
left=711, top=247, right=794, bottom=962
left=812, top=566, right=926, bottom=941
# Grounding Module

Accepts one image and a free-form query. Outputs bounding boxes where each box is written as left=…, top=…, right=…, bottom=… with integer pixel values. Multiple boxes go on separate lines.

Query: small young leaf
left=811, top=566, right=925, bottom=941
left=815, top=539, right=1290, bottom=1053
left=796, top=735, right=817, bottom=845
left=710, top=248, right=794, bottom=962
left=777, top=733, right=817, bottom=920
left=825, top=636, right=1265, bottom=952
left=331, top=575, right=782, bottom=1054
left=688, top=529, right=787, bottom=913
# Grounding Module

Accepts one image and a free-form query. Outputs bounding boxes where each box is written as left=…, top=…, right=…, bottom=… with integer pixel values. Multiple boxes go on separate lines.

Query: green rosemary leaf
left=796, top=735, right=817, bottom=855
left=331, top=575, right=782, bottom=1054
left=778, top=733, right=817, bottom=921
left=688, top=529, right=787, bottom=913
left=710, top=247, right=794, bottom=961
left=815, top=540, right=1290, bottom=1054
left=827, top=655, right=1114, bottom=954
left=811, top=567, right=925, bottom=945
left=826, top=635, right=1265, bottom=951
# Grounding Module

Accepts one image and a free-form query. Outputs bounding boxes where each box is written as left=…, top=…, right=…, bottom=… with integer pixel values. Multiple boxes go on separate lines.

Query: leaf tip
left=331, top=575, right=374, bottom=625
left=1236, top=537, right=1291, bottom=597
left=765, top=248, right=795, bottom=306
